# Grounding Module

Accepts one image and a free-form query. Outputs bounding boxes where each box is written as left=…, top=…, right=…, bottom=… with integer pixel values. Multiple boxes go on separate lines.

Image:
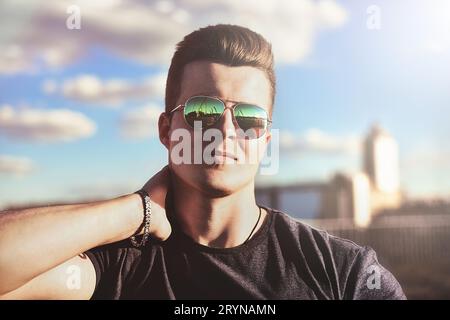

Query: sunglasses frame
left=168, top=95, right=272, bottom=136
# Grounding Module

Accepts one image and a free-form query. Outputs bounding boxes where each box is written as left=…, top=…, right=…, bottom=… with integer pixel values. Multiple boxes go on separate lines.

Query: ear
left=158, top=112, right=171, bottom=150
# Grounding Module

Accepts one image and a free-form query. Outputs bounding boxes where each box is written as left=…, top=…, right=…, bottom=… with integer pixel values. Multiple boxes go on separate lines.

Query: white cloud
left=0, top=0, right=348, bottom=74
left=0, top=105, right=96, bottom=143
left=43, top=73, right=166, bottom=106
left=0, top=45, right=36, bottom=75
left=0, top=155, right=35, bottom=175
left=120, top=104, right=163, bottom=139
left=280, top=128, right=361, bottom=156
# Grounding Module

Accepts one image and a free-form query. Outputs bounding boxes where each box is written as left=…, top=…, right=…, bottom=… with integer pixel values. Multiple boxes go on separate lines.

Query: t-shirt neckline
left=167, top=205, right=274, bottom=254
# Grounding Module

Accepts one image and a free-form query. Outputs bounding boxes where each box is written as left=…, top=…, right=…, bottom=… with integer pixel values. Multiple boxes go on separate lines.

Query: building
left=256, top=124, right=403, bottom=227
left=319, top=124, right=402, bottom=226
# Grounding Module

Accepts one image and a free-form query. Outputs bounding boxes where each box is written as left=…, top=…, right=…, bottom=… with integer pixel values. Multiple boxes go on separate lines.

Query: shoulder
left=265, top=207, right=406, bottom=299
left=84, top=239, right=161, bottom=299
left=267, top=207, right=362, bottom=260
left=85, top=238, right=160, bottom=277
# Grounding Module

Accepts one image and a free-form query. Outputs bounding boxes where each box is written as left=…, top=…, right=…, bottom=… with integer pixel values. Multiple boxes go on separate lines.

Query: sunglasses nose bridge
left=216, top=107, right=238, bottom=138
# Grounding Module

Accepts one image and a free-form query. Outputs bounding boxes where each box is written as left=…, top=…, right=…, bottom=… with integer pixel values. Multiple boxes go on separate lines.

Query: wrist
left=129, top=191, right=165, bottom=239
left=129, top=190, right=152, bottom=247
left=127, top=193, right=147, bottom=237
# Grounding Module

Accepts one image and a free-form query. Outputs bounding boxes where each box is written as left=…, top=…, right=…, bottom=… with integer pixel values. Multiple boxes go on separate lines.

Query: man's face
left=161, top=61, right=272, bottom=197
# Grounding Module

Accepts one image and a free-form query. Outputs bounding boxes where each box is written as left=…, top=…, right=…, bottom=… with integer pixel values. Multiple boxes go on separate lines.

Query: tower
left=364, top=124, right=400, bottom=193
left=363, top=124, right=402, bottom=215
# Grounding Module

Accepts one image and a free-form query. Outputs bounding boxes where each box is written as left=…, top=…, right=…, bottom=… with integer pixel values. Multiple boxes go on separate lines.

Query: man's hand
left=141, top=166, right=172, bottom=241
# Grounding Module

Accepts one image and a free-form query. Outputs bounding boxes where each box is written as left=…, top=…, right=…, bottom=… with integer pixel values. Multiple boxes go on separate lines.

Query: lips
left=212, top=150, right=238, bottom=161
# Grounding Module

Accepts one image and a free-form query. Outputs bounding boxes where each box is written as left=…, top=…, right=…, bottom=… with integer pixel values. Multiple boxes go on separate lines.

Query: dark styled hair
left=165, top=24, right=276, bottom=115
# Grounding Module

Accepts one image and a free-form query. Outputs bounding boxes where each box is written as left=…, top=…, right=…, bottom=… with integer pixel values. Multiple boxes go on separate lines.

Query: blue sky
left=1, top=0, right=449, bottom=208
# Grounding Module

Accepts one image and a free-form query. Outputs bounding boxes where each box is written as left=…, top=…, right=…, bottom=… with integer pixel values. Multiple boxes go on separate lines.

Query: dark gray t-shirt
left=85, top=205, right=406, bottom=300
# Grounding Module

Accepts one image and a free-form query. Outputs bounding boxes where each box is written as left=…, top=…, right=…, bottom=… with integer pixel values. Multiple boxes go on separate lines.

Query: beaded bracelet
left=130, top=189, right=152, bottom=247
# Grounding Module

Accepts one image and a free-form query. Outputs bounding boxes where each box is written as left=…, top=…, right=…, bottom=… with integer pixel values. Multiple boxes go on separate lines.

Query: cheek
left=168, top=113, right=192, bottom=159
left=169, top=113, right=189, bottom=134
left=239, top=137, right=268, bottom=165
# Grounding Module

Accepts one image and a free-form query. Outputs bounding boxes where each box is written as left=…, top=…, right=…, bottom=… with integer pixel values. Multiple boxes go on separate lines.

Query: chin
left=172, top=163, right=255, bottom=197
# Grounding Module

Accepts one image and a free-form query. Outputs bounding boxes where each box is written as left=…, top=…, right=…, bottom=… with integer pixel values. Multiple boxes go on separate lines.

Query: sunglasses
left=169, top=95, right=272, bottom=139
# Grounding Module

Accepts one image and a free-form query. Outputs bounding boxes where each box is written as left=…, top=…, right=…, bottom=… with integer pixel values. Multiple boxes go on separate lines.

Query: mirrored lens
left=184, top=96, right=225, bottom=128
left=234, top=104, right=268, bottom=139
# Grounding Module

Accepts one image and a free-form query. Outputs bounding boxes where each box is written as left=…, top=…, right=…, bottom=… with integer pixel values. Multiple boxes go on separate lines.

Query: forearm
left=0, top=193, right=142, bottom=294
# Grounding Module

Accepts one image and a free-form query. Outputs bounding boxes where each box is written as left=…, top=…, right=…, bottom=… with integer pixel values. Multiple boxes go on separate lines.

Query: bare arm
left=0, top=166, right=172, bottom=298
left=0, top=255, right=96, bottom=299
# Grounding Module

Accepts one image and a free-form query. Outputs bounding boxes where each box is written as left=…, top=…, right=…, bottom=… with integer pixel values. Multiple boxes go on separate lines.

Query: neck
left=169, top=174, right=265, bottom=248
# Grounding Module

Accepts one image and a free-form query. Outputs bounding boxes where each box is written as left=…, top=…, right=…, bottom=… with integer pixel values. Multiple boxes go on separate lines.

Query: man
left=0, top=24, right=405, bottom=299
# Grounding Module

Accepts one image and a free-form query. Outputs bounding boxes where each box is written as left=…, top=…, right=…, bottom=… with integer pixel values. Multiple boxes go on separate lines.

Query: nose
left=217, top=107, right=237, bottom=140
